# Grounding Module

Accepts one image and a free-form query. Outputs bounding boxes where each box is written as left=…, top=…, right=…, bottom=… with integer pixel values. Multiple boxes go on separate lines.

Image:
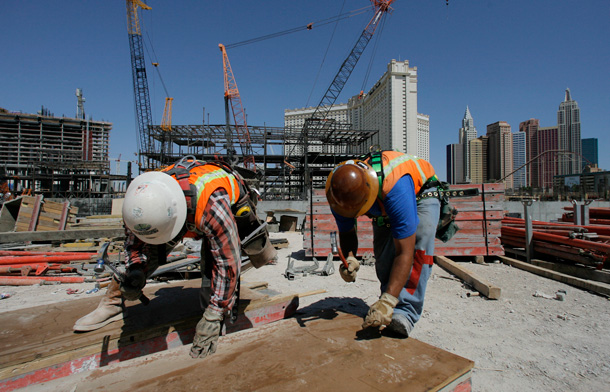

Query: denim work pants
left=372, top=196, right=440, bottom=330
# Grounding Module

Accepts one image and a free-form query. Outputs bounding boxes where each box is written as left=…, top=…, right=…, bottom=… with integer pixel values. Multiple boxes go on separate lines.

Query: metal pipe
left=503, top=226, right=610, bottom=254
left=0, top=255, right=94, bottom=265
left=0, top=251, right=96, bottom=257
left=0, top=275, right=88, bottom=285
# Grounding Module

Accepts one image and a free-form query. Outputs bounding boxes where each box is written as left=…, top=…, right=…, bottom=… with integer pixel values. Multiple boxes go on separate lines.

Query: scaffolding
left=145, top=122, right=379, bottom=200
left=0, top=111, right=129, bottom=202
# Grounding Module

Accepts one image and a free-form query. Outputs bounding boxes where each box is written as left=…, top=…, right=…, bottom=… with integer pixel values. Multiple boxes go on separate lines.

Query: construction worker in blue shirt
left=325, top=150, right=441, bottom=336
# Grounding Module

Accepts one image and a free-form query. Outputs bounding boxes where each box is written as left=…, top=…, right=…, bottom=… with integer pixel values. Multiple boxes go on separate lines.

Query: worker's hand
left=339, top=255, right=360, bottom=282
left=120, top=266, right=146, bottom=301
left=190, top=308, right=223, bottom=359
left=362, top=292, right=399, bottom=329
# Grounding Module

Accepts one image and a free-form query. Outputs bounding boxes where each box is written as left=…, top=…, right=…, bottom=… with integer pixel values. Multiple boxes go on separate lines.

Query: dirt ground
left=2, top=231, right=610, bottom=391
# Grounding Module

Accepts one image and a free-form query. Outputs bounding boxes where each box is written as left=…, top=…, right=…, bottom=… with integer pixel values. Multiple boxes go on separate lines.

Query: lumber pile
left=0, top=195, right=78, bottom=232
left=304, top=184, right=504, bottom=258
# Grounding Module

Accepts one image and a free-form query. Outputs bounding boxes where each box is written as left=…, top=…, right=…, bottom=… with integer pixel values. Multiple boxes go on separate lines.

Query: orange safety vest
left=163, top=162, right=241, bottom=229
left=366, top=151, right=436, bottom=200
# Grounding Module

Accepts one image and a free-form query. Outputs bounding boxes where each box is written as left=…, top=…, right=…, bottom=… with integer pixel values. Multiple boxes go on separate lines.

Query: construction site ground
left=1, top=231, right=609, bottom=391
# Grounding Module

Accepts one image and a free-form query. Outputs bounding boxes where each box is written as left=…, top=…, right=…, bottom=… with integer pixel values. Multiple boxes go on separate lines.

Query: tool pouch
left=242, top=229, right=277, bottom=269
left=232, top=195, right=277, bottom=268
left=436, top=194, right=459, bottom=243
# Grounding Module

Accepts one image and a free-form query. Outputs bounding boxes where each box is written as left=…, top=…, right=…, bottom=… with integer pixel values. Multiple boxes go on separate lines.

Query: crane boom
left=219, top=43, right=256, bottom=171
left=126, top=0, right=154, bottom=171
left=304, top=0, right=394, bottom=140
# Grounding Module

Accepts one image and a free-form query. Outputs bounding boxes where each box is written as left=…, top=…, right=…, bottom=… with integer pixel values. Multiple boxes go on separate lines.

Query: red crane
left=219, top=43, right=256, bottom=171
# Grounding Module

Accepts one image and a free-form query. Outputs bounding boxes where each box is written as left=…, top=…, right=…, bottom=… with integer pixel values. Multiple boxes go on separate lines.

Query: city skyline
left=2, top=1, right=608, bottom=180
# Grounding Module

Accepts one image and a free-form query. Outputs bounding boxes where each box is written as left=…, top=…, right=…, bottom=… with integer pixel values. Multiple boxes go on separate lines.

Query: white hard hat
left=122, top=172, right=187, bottom=245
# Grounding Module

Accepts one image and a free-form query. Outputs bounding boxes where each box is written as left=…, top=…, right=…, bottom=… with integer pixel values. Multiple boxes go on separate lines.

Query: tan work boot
left=73, top=279, right=125, bottom=332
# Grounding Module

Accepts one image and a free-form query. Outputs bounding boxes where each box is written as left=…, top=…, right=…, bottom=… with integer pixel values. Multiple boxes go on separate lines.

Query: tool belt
left=416, top=188, right=479, bottom=201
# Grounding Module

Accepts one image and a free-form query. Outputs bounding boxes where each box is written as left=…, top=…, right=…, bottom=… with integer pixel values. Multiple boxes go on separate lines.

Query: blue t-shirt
left=333, top=175, right=419, bottom=239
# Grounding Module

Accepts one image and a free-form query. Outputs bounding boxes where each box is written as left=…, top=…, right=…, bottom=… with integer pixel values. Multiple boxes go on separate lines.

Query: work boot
left=73, top=279, right=125, bottom=332
left=386, top=313, right=414, bottom=337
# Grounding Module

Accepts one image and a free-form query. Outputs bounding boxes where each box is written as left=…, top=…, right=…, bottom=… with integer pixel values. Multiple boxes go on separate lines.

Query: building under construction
left=0, top=105, right=378, bottom=207
left=143, top=121, right=379, bottom=200
left=0, top=108, right=131, bottom=214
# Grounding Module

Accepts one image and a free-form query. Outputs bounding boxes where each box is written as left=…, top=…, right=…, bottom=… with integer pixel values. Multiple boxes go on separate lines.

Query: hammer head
left=330, top=232, right=338, bottom=255
left=93, top=242, right=111, bottom=273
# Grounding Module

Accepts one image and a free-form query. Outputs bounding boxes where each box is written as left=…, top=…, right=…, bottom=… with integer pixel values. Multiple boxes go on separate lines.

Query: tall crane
left=296, top=0, right=394, bottom=188
left=219, top=43, right=256, bottom=171
left=298, top=0, right=394, bottom=257
left=126, top=0, right=154, bottom=171
left=304, top=0, right=394, bottom=141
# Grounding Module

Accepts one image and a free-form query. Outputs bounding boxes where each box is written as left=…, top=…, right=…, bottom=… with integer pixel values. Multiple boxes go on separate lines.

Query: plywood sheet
left=43, top=311, right=474, bottom=392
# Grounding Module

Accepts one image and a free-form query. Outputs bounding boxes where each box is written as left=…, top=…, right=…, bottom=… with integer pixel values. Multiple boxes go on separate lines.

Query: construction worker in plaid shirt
left=73, top=156, right=276, bottom=359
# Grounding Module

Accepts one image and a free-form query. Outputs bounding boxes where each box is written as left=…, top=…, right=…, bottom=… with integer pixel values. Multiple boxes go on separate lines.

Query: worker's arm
left=191, top=188, right=240, bottom=359
left=333, top=214, right=360, bottom=282
left=119, top=228, right=151, bottom=300
left=199, top=189, right=241, bottom=315
left=338, top=227, right=358, bottom=256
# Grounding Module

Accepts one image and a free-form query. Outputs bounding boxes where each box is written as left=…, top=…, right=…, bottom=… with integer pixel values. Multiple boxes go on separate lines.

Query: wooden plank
left=434, top=255, right=501, bottom=299
left=528, top=259, right=610, bottom=285
left=498, top=256, right=610, bottom=297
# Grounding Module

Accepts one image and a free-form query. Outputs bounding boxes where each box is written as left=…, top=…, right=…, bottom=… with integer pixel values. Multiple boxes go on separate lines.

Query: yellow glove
left=362, top=292, right=399, bottom=329
left=339, top=255, right=360, bottom=282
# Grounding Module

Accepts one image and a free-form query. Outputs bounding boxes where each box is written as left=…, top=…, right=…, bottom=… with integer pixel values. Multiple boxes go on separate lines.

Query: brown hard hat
left=325, top=160, right=379, bottom=218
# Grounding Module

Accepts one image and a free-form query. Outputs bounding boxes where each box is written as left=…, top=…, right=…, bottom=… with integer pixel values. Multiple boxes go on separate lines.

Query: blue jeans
left=372, top=196, right=440, bottom=330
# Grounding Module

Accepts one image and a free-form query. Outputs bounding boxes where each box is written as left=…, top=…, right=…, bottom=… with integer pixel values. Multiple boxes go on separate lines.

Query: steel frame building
left=145, top=122, right=379, bottom=200
left=0, top=110, right=128, bottom=201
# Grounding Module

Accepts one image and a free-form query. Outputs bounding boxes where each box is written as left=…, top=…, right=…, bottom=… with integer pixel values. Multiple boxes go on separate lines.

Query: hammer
left=330, top=231, right=350, bottom=269
left=94, top=242, right=150, bottom=305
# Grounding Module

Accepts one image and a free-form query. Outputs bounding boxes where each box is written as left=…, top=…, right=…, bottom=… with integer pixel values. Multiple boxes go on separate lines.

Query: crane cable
left=360, top=12, right=388, bottom=96
left=225, top=5, right=370, bottom=50
left=305, top=0, right=348, bottom=107
left=145, top=30, right=171, bottom=98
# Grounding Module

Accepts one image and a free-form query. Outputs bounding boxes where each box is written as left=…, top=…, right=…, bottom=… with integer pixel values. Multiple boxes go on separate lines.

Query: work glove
left=362, top=292, right=399, bottom=329
left=119, top=266, right=146, bottom=301
left=339, top=255, right=360, bottom=283
left=190, top=308, right=223, bottom=359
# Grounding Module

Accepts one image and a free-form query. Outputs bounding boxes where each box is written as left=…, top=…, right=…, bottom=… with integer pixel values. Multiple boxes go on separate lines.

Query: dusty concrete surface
left=2, top=231, right=610, bottom=391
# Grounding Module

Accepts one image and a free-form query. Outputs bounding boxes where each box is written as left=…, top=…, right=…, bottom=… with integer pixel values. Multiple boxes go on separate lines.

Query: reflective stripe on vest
left=188, top=165, right=240, bottom=227
left=376, top=151, right=436, bottom=199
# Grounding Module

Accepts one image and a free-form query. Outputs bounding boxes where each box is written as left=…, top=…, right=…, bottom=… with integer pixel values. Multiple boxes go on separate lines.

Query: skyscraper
left=557, top=88, right=582, bottom=175
left=582, top=138, right=598, bottom=169
left=469, top=136, right=488, bottom=184
left=446, top=143, right=464, bottom=184
left=417, top=113, right=430, bottom=161
left=537, top=126, right=559, bottom=190
left=486, top=121, right=513, bottom=189
left=512, top=131, right=527, bottom=189
left=519, top=119, right=540, bottom=188
left=458, top=106, right=477, bottom=183
left=285, top=60, right=428, bottom=158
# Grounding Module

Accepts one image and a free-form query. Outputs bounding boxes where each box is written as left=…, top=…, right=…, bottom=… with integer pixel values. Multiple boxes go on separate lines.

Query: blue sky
left=2, top=0, right=609, bottom=181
